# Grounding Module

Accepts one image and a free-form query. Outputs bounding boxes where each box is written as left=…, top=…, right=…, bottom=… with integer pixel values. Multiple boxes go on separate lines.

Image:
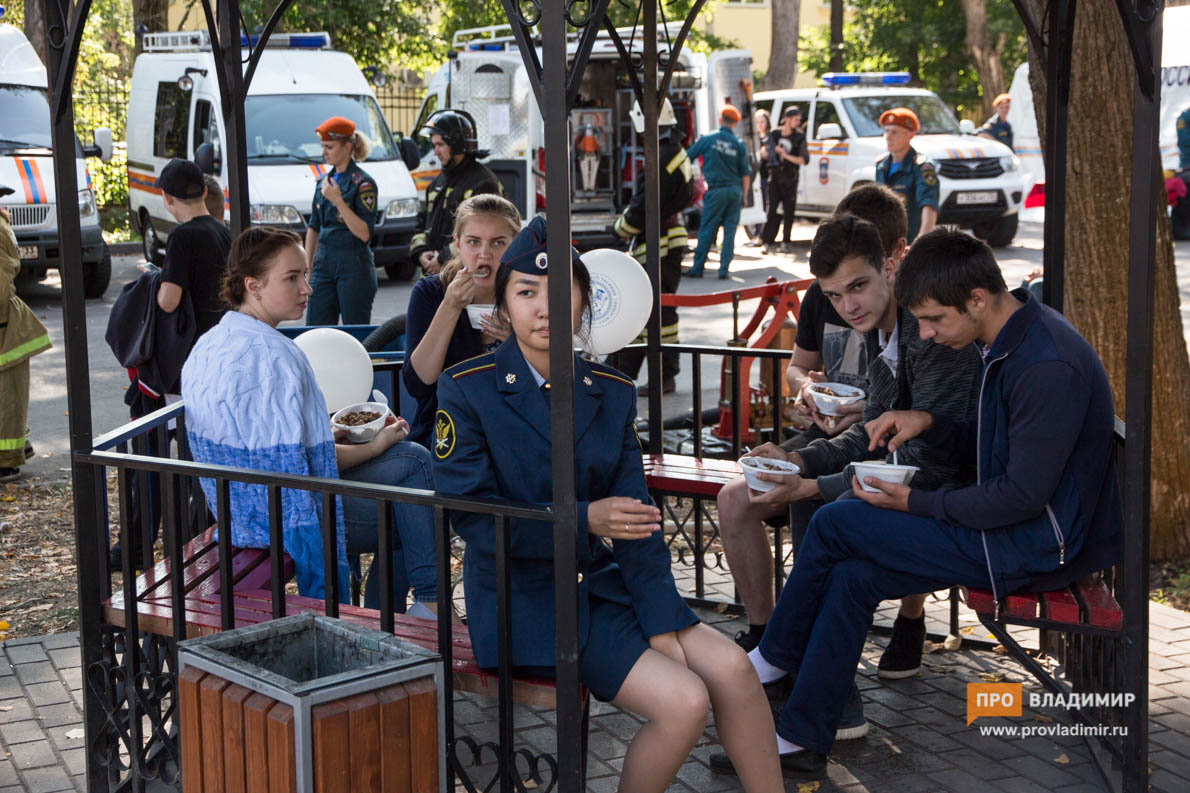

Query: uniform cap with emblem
left=720, top=104, right=741, bottom=123
left=992, top=93, right=1012, bottom=107
left=155, top=158, right=206, bottom=200
left=315, top=116, right=356, bottom=141
left=500, top=215, right=582, bottom=274
left=879, top=107, right=920, bottom=133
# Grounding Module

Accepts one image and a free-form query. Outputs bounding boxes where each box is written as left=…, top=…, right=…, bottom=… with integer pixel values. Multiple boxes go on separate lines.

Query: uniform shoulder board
left=448, top=352, right=497, bottom=380
left=588, top=362, right=635, bottom=388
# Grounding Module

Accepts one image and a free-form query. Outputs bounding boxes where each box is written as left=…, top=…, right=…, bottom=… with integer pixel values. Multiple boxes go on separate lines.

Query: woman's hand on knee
left=649, top=631, right=688, bottom=668
left=588, top=497, right=661, bottom=540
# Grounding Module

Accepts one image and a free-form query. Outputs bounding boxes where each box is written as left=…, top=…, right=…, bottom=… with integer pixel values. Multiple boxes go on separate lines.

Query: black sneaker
left=878, top=613, right=926, bottom=679
left=0, top=467, right=19, bottom=483
left=835, top=683, right=869, bottom=740
left=733, top=628, right=761, bottom=652
left=709, top=747, right=827, bottom=777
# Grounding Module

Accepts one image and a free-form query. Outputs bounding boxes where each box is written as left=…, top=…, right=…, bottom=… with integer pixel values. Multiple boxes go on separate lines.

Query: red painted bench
left=965, top=575, right=1123, bottom=633
left=641, top=453, right=742, bottom=498
left=104, top=528, right=574, bottom=708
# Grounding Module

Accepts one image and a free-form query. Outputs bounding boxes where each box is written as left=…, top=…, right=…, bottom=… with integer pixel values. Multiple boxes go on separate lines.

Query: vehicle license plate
left=17, top=245, right=38, bottom=260
left=956, top=191, right=998, bottom=205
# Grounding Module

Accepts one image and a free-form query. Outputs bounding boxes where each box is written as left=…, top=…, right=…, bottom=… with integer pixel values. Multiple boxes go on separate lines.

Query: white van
left=410, top=24, right=764, bottom=247
left=1007, top=4, right=1190, bottom=222
left=0, top=23, right=114, bottom=298
left=127, top=31, right=424, bottom=280
left=755, top=73, right=1029, bottom=246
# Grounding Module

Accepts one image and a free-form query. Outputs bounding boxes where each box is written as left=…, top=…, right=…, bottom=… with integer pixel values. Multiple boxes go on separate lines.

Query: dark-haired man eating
left=718, top=228, right=1121, bottom=776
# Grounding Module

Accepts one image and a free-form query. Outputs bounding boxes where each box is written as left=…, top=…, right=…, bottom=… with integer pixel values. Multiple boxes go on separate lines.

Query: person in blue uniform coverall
left=709, top=228, right=1122, bottom=779
left=874, top=108, right=939, bottom=244
left=1178, top=106, right=1190, bottom=170
left=305, top=116, right=381, bottom=325
left=432, top=216, right=784, bottom=791
left=685, top=105, right=753, bottom=279
left=976, top=93, right=1014, bottom=151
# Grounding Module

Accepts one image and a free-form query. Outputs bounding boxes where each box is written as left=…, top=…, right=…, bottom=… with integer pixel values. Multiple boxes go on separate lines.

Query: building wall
left=696, top=0, right=832, bottom=86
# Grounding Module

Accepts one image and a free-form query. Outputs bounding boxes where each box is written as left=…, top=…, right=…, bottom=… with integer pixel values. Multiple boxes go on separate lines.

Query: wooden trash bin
left=177, top=613, right=442, bottom=793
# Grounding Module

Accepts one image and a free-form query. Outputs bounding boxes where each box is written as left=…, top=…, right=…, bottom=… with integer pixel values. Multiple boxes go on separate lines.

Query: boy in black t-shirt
left=156, top=159, right=232, bottom=343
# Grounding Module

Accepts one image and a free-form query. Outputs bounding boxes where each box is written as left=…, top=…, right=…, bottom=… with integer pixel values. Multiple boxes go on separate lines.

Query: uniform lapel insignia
left=506, top=373, right=517, bottom=384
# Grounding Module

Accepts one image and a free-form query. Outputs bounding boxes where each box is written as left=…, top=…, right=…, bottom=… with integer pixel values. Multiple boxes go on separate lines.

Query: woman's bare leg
left=611, top=649, right=711, bottom=793
left=676, top=623, right=784, bottom=792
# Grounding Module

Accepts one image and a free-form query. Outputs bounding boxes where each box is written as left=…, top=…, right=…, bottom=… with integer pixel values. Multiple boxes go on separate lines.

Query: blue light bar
left=239, top=32, right=331, bottom=48
left=821, top=72, right=911, bottom=87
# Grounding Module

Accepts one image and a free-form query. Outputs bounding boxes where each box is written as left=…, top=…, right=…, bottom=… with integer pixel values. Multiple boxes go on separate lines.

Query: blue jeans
left=759, top=499, right=1006, bottom=753
left=691, top=185, right=743, bottom=276
left=307, top=247, right=378, bottom=325
left=340, top=441, right=437, bottom=609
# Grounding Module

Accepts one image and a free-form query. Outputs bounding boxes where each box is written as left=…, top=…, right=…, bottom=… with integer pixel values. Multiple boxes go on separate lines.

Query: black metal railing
left=78, top=391, right=562, bottom=791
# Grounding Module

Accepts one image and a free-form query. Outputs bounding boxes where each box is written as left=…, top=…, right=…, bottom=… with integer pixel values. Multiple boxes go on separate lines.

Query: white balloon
left=293, top=328, right=373, bottom=413
left=581, top=248, right=653, bottom=356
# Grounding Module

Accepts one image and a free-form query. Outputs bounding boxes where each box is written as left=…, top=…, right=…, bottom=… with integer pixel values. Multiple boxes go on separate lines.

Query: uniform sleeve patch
left=920, top=163, right=938, bottom=186
left=359, top=180, right=377, bottom=212
left=434, top=409, right=456, bottom=459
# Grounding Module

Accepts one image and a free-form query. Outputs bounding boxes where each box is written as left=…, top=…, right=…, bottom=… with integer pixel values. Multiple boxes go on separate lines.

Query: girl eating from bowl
left=182, top=226, right=439, bottom=618
left=403, top=194, right=520, bottom=448
left=432, top=217, right=783, bottom=792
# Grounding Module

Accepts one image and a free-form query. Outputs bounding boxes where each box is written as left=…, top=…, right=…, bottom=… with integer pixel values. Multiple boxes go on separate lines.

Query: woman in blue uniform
left=305, top=116, right=380, bottom=325
left=433, top=217, right=782, bottom=792
left=402, top=194, right=517, bottom=448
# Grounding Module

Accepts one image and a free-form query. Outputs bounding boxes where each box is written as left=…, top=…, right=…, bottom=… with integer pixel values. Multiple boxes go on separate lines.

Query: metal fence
left=375, top=82, right=425, bottom=138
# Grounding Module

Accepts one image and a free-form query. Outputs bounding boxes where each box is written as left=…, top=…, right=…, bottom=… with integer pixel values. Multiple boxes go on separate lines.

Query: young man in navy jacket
left=713, top=228, right=1122, bottom=777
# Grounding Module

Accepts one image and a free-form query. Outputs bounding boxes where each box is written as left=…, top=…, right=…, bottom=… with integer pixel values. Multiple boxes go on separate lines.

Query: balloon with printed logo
left=580, top=248, right=653, bottom=356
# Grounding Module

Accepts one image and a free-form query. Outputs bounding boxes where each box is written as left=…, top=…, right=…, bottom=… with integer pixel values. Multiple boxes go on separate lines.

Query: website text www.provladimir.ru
left=966, top=683, right=1135, bottom=739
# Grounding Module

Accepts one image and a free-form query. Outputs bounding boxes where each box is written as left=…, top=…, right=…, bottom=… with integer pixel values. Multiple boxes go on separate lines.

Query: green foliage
left=799, top=0, right=1027, bottom=119
left=238, top=0, right=443, bottom=75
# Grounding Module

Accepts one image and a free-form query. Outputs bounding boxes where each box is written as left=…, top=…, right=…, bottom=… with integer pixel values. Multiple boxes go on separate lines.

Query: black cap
left=500, top=216, right=582, bottom=275
left=155, top=158, right=206, bottom=200
left=783, top=106, right=802, bottom=119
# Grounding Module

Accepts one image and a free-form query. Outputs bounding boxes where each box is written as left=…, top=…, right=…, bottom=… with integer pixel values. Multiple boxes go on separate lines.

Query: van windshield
left=841, top=94, right=962, bottom=137
left=244, top=94, right=399, bottom=162
left=0, top=85, right=53, bottom=152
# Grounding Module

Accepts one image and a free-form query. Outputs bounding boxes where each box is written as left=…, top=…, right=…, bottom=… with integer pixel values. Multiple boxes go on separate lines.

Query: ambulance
left=0, top=22, right=114, bottom=298
left=126, top=30, right=424, bottom=280
left=410, top=24, right=765, bottom=247
left=755, top=73, right=1028, bottom=247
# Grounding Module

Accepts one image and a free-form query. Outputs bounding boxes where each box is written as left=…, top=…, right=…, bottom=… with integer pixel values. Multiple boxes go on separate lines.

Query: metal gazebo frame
left=39, top=0, right=1160, bottom=789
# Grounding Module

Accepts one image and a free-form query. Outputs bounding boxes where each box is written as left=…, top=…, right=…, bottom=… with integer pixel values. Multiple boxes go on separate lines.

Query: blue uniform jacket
left=976, top=115, right=1014, bottom=151
left=432, top=339, right=696, bottom=671
left=687, top=126, right=752, bottom=188
left=907, top=290, right=1122, bottom=601
left=309, top=160, right=379, bottom=260
left=1178, top=107, right=1190, bottom=170
left=875, top=146, right=940, bottom=243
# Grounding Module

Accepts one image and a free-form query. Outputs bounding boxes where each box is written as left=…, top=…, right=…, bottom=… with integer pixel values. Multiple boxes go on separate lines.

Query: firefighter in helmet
left=410, top=109, right=503, bottom=275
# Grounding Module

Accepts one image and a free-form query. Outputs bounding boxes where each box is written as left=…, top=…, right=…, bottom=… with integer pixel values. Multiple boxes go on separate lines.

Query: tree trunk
left=133, top=0, right=169, bottom=55
left=763, top=0, right=800, bottom=90
left=961, top=0, right=1006, bottom=117
left=1020, top=0, right=1190, bottom=559
left=24, top=0, right=48, bottom=65
left=829, top=0, right=844, bottom=73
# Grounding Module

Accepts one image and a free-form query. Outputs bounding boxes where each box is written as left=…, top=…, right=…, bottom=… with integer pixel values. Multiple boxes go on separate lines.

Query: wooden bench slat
left=1075, top=578, right=1123, bottom=630
left=643, top=453, right=742, bottom=498
left=1040, top=588, right=1081, bottom=624
left=1003, top=592, right=1039, bottom=620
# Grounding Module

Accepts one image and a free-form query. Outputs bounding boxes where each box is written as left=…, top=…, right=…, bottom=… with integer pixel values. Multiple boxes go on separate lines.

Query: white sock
left=747, top=646, right=787, bottom=684
left=407, top=601, right=437, bottom=620
left=776, top=734, right=803, bottom=755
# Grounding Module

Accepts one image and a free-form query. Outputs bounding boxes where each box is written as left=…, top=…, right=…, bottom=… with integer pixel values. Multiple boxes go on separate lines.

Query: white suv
left=754, top=73, right=1028, bottom=246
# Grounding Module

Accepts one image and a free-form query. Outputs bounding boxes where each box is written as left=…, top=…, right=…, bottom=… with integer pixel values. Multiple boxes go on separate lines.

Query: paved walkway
left=3, top=594, right=1190, bottom=792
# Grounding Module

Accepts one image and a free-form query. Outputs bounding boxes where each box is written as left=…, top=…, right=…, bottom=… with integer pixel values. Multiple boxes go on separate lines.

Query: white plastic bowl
left=465, top=304, right=495, bottom=328
left=806, top=382, right=866, bottom=416
left=331, top=402, right=390, bottom=444
left=851, top=461, right=919, bottom=492
left=739, top=455, right=801, bottom=492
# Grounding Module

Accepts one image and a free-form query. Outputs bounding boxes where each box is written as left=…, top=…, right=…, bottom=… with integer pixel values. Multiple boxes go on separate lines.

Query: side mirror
left=959, top=119, right=976, bottom=135
left=86, top=128, right=114, bottom=163
left=816, top=123, right=844, bottom=140
left=398, top=136, right=421, bottom=171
